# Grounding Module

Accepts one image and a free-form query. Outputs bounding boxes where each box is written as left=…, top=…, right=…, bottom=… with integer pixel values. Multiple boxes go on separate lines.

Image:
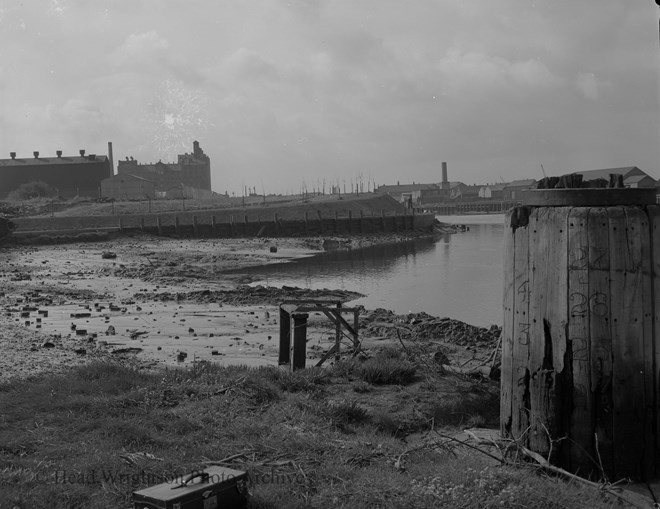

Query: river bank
left=0, top=228, right=498, bottom=382
left=2, top=229, right=647, bottom=509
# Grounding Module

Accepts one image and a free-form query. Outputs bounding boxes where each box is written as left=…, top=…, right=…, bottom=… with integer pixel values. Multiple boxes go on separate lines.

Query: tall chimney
left=441, top=162, right=448, bottom=190
left=79, top=149, right=85, bottom=157
left=107, top=141, right=114, bottom=175
left=33, top=151, right=39, bottom=159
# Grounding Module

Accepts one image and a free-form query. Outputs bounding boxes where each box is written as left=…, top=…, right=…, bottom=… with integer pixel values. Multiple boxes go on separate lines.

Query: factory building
left=101, top=141, right=211, bottom=200
left=0, top=146, right=113, bottom=199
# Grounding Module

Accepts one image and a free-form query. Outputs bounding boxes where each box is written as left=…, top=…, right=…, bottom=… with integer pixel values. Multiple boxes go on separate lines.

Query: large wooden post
left=501, top=188, right=659, bottom=481
left=291, top=313, right=309, bottom=371
left=278, top=305, right=291, bottom=366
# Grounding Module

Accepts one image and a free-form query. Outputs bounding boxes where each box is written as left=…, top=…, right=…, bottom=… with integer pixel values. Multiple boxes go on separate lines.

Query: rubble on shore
left=361, top=308, right=501, bottom=347
left=0, top=227, right=494, bottom=382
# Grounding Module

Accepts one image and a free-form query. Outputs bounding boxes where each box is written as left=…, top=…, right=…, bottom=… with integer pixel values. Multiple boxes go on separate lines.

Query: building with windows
left=102, top=141, right=212, bottom=200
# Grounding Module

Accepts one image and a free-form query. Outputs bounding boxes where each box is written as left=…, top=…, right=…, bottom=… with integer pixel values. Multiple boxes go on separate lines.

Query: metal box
left=133, top=466, right=248, bottom=509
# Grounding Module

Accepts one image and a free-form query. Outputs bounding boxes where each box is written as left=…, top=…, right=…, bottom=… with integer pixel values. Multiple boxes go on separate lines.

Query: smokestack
left=107, top=142, right=114, bottom=175
left=441, top=162, right=448, bottom=190
left=33, top=151, right=39, bottom=159
left=10, top=152, right=16, bottom=159
left=79, top=149, right=85, bottom=157
left=56, top=150, right=62, bottom=158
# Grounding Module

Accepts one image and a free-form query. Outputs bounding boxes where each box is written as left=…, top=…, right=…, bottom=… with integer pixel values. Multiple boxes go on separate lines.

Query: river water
left=243, top=214, right=506, bottom=327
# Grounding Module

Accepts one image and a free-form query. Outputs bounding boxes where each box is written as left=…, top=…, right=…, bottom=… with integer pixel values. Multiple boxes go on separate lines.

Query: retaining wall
left=12, top=210, right=435, bottom=239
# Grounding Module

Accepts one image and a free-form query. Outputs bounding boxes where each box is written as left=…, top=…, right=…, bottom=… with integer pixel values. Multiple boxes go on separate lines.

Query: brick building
left=0, top=149, right=112, bottom=199
left=102, top=141, right=211, bottom=199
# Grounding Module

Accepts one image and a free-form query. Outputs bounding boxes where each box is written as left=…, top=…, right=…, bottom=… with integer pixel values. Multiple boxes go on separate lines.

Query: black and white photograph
left=0, top=1, right=659, bottom=507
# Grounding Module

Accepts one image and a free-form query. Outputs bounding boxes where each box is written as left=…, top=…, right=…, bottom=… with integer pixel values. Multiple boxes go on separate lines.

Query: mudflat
left=1, top=232, right=499, bottom=381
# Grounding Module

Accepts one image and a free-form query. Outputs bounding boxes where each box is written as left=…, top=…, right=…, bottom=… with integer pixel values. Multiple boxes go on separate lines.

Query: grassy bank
left=0, top=344, right=622, bottom=509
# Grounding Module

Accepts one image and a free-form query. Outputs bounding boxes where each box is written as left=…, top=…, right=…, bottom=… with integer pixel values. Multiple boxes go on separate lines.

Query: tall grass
left=0, top=360, right=621, bottom=509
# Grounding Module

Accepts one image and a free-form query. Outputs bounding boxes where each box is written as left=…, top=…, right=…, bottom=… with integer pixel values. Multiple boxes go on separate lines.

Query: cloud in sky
left=0, top=0, right=658, bottom=194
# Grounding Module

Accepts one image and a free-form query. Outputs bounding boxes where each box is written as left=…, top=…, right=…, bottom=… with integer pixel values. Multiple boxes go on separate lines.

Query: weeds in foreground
left=0, top=360, right=624, bottom=509
left=332, top=348, right=417, bottom=385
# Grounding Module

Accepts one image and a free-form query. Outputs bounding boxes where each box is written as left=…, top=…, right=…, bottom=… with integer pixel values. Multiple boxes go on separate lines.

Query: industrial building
left=101, top=141, right=211, bottom=200
left=0, top=147, right=113, bottom=199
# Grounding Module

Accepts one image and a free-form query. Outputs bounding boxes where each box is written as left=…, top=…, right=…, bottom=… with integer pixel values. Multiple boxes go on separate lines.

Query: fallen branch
left=432, top=430, right=507, bottom=465
left=517, top=445, right=650, bottom=509
left=213, top=376, right=247, bottom=396
left=202, top=453, right=248, bottom=465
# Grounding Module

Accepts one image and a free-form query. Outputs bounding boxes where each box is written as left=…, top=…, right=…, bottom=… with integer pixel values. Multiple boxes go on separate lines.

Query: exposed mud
left=0, top=231, right=496, bottom=382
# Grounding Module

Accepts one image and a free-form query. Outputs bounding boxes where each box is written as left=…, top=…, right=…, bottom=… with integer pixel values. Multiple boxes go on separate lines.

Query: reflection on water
left=238, top=215, right=505, bottom=326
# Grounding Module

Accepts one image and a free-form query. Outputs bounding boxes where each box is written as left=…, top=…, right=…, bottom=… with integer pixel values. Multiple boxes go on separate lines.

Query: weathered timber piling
left=501, top=187, right=659, bottom=481
left=290, top=313, right=309, bottom=371
left=278, top=306, right=291, bottom=366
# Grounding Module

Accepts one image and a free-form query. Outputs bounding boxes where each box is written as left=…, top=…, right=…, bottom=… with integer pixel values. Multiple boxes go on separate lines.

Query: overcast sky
left=1, top=1, right=658, bottom=194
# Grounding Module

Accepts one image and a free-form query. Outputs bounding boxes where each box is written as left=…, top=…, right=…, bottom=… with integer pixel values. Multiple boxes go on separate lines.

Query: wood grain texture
left=587, top=207, right=614, bottom=479
left=650, top=205, right=660, bottom=477
left=501, top=211, right=516, bottom=437
left=608, top=206, right=645, bottom=480
left=625, top=206, right=655, bottom=479
left=567, top=207, right=593, bottom=473
left=527, top=207, right=569, bottom=457
left=511, top=214, right=532, bottom=444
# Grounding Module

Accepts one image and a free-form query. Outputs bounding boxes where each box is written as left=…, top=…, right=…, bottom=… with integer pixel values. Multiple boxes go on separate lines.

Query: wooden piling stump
left=291, top=313, right=309, bottom=372
left=278, top=306, right=291, bottom=366
left=501, top=189, right=659, bottom=481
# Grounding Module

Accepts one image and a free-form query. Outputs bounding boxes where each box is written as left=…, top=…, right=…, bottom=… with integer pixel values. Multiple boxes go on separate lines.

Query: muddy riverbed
left=0, top=233, right=500, bottom=382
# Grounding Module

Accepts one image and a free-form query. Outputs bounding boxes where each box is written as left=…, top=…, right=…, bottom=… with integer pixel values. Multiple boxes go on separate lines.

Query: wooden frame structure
left=278, top=299, right=360, bottom=371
